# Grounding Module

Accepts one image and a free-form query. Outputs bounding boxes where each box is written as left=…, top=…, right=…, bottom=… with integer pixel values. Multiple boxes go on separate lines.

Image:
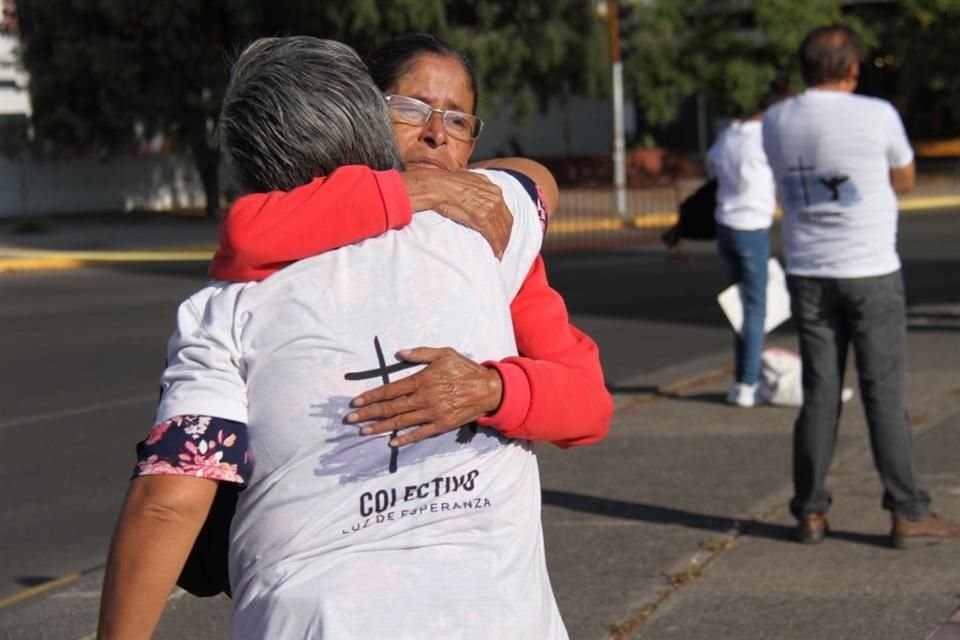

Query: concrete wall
left=475, top=94, right=634, bottom=160
left=0, top=153, right=214, bottom=218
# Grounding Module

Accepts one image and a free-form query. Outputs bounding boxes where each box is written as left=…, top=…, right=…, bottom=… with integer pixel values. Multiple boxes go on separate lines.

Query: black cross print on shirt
left=344, top=336, right=419, bottom=473
left=788, top=156, right=815, bottom=206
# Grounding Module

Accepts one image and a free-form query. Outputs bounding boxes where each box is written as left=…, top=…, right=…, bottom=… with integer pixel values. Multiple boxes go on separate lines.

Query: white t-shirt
left=762, top=89, right=914, bottom=277
left=707, top=119, right=776, bottom=231
left=156, top=170, right=567, bottom=639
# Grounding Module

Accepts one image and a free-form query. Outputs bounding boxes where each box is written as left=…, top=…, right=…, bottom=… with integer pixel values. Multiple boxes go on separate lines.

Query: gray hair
left=219, top=36, right=403, bottom=193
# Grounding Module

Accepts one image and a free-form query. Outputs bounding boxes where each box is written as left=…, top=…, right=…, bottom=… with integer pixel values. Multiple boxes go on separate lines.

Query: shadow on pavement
left=542, top=489, right=892, bottom=548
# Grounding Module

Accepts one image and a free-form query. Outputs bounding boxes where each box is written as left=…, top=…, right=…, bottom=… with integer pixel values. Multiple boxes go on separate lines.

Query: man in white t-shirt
left=763, top=25, right=960, bottom=548
left=98, top=37, right=567, bottom=639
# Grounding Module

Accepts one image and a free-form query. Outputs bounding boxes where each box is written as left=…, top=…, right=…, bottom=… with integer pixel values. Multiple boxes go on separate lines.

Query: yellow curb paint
left=899, top=195, right=960, bottom=211
left=550, top=193, right=960, bottom=236
left=0, top=258, right=87, bottom=273
left=0, top=247, right=215, bottom=261
left=0, top=573, right=82, bottom=609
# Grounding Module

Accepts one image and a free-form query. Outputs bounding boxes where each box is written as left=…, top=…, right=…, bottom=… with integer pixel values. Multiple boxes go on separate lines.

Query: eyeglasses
left=385, top=95, right=484, bottom=142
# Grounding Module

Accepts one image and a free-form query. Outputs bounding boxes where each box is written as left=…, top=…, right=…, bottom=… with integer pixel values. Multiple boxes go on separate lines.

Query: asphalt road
left=0, top=210, right=957, bottom=639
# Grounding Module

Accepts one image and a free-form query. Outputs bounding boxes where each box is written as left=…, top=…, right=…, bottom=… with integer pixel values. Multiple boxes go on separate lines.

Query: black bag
left=135, top=439, right=236, bottom=598
left=662, top=178, right=718, bottom=247
left=176, top=482, right=237, bottom=598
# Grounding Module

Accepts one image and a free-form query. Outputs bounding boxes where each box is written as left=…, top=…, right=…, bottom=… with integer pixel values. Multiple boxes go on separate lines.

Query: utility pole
left=606, top=0, right=627, bottom=218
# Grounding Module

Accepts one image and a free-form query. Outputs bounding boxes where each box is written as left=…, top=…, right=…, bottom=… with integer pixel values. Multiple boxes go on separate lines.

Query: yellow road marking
left=0, top=573, right=83, bottom=609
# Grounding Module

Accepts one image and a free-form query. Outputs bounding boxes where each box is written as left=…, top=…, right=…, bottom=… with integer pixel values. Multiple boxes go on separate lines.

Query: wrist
left=476, top=360, right=530, bottom=433
left=482, top=365, right=504, bottom=415
left=400, top=169, right=438, bottom=213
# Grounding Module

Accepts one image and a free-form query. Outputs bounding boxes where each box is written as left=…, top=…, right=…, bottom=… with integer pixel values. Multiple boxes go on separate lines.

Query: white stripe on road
left=0, top=394, right=158, bottom=431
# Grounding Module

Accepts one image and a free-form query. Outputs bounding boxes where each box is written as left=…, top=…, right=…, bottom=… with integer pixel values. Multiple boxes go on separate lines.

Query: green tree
left=19, top=0, right=605, bottom=215
left=20, top=0, right=240, bottom=217
left=873, top=0, right=960, bottom=138
left=619, top=0, right=870, bottom=133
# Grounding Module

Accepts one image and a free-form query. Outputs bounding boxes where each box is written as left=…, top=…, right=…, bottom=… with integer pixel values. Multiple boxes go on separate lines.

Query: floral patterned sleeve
left=133, top=415, right=252, bottom=485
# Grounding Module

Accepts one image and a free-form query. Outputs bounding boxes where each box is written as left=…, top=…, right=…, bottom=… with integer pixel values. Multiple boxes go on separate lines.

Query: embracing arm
left=479, top=256, right=612, bottom=446
left=98, top=476, right=217, bottom=640
left=210, top=165, right=517, bottom=281
left=348, top=169, right=610, bottom=447
left=349, top=259, right=613, bottom=448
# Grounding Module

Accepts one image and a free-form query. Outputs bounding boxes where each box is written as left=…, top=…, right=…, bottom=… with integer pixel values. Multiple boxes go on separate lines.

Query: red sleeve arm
left=476, top=256, right=613, bottom=447
left=209, top=165, right=413, bottom=282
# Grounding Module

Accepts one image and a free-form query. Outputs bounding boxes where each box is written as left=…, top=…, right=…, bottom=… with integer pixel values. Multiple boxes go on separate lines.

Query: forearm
left=98, top=477, right=216, bottom=639
left=479, top=330, right=612, bottom=447
left=890, top=161, right=916, bottom=193
left=477, top=258, right=612, bottom=446
left=210, top=166, right=413, bottom=281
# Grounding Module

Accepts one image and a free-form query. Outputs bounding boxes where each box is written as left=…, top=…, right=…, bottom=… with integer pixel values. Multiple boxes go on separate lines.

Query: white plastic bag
left=761, top=347, right=804, bottom=407
left=717, top=257, right=792, bottom=336
left=761, top=347, right=854, bottom=407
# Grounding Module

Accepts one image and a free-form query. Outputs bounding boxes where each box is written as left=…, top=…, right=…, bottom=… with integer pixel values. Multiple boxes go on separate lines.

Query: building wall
left=474, top=94, right=634, bottom=161
left=0, top=153, right=216, bottom=218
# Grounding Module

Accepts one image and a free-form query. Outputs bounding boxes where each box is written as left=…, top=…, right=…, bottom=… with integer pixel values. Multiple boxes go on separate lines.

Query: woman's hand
left=401, top=169, right=512, bottom=258
left=346, top=347, right=503, bottom=447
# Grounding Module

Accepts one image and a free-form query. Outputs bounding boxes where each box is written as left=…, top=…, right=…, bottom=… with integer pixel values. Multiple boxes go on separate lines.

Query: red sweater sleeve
left=208, top=165, right=412, bottom=282
left=476, top=256, right=613, bottom=447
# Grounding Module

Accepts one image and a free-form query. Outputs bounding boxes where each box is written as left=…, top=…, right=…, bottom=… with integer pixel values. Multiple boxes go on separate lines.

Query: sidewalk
left=0, top=211, right=220, bottom=273
left=546, top=330, right=960, bottom=639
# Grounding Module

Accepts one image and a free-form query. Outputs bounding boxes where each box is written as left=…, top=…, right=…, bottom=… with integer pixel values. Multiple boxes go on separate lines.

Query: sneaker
left=726, top=382, right=762, bottom=408
left=890, top=513, right=960, bottom=549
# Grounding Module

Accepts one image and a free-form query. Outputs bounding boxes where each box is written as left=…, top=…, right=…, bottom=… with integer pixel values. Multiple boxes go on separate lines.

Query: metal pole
left=607, top=0, right=627, bottom=218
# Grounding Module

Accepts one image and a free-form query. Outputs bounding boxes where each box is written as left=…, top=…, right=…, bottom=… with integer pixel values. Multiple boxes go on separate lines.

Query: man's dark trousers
left=786, top=270, right=931, bottom=519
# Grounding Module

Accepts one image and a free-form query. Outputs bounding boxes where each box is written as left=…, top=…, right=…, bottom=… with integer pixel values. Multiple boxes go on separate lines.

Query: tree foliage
left=875, top=0, right=960, bottom=138
left=18, top=0, right=603, bottom=213
left=619, top=0, right=871, bottom=126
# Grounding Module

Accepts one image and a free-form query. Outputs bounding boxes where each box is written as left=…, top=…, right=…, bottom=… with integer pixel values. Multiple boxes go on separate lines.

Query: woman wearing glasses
left=210, top=33, right=613, bottom=450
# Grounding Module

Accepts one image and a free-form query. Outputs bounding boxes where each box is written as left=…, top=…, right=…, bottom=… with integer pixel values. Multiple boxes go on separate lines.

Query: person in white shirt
left=97, top=37, right=568, bottom=639
left=763, top=24, right=960, bottom=548
left=707, top=82, right=786, bottom=407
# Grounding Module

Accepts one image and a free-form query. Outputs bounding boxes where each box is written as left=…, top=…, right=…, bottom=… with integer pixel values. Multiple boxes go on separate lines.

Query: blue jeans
left=786, top=271, right=930, bottom=518
left=716, top=225, right=769, bottom=385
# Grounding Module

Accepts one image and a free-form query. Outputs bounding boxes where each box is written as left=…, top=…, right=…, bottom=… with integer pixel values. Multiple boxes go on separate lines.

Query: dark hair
left=366, top=33, right=480, bottom=113
left=799, top=25, right=861, bottom=86
left=219, top=36, right=403, bottom=194
left=755, top=75, right=792, bottom=113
